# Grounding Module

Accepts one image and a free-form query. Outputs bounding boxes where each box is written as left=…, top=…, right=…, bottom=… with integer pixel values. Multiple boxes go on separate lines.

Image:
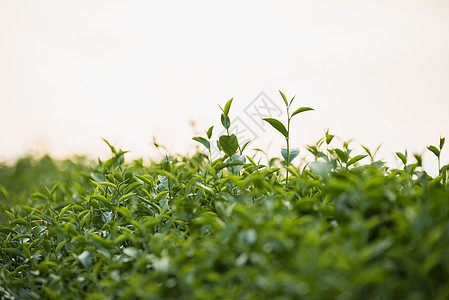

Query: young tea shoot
left=263, top=90, right=314, bottom=185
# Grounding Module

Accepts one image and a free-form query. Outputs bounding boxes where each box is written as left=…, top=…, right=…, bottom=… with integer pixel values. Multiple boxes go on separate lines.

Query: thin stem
left=286, top=106, right=291, bottom=187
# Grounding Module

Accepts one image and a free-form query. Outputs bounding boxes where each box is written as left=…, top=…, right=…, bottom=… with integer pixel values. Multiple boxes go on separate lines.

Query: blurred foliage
left=0, top=137, right=448, bottom=299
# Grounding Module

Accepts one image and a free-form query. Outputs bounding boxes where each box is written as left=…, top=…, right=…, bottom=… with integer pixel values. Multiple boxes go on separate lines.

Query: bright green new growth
left=427, top=136, right=445, bottom=174
left=263, top=90, right=314, bottom=185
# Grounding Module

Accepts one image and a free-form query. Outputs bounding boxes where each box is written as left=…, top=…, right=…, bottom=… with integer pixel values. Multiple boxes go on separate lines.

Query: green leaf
left=221, top=114, right=231, bottom=129
left=440, top=136, right=445, bottom=150
left=193, top=137, right=210, bottom=151
left=289, top=95, right=296, bottom=106
left=263, top=118, right=288, bottom=138
left=135, top=174, right=153, bottom=186
left=223, top=98, right=233, bottom=116
left=206, top=126, right=214, bottom=139
left=226, top=155, right=246, bottom=174
left=2, top=248, right=26, bottom=258
left=281, top=148, right=300, bottom=163
left=0, top=186, right=7, bottom=199
left=326, top=132, right=334, bottom=145
left=90, top=194, right=111, bottom=208
left=49, top=183, right=59, bottom=197
left=118, top=193, right=136, bottom=203
left=335, top=149, right=349, bottom=163
left=78, top=250, right=92, bottom=270
left=219, top=134, right=239, bottom=157
left=291, top=107, right=314, bottom=118
left=395, top=152, right=407, bottom=165
left=347, top=154, right=368, bottom=167
left=427, top=145, right=440, bottom=158
left=117, top=206, right=132, bottom=220
left=279, top=90, right=289, bottom=107
left=241, top=141, right=251, bottom=153
left=102, top=138, right=117, bottom=155
left=31, top=192, right=47, bottom=201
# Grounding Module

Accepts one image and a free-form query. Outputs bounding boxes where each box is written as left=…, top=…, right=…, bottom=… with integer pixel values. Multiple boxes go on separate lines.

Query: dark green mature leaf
left=427, top=145, right=440, bottom=158
left=193, top=137, right=210, bottom=151
left=219, top=134, right=239, bottom=157
left=291, top=107, right=314, bottom=118
left=279, top=90, right=289, bottom=107
left=263, top=118, right=288, bottom=138
left=221, top=114, right=231, bottom=129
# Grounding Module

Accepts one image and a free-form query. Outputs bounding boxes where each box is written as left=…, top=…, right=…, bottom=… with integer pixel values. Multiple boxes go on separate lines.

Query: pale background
left=1, top=0, right=448, bottom=176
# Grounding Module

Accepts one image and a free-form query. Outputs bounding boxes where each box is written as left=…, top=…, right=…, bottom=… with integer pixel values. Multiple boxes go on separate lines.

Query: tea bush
left=1, top=94, right=448, bottom=299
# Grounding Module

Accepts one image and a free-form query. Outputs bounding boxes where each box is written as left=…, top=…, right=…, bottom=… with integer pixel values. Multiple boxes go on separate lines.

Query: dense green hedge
left=1, top=96, right=448, bottom=299
left=1, top=140, right=448, bottom=299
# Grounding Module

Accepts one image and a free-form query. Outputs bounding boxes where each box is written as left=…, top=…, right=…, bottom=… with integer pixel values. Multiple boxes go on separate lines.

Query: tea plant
left=263, top=90, right=314, bottom=185
left=1, top=94, right=449, bottom=299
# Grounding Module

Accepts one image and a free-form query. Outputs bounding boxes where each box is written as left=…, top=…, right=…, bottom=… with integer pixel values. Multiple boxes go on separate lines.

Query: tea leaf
left=396, top=152, right=407, bottom=165
left=223, top=98, right=233, bottom=116
left=281, top=148, right=300, bottom=163
left=219, top=134, right=239, bottom=157
left=221, top=114, right=231, bottom=129
left=427, top=145, right=440, bottom=158
left=192, top=137, right=210, bottom=151
left=279, top=90, right=289, bottom=107
left=347, top=154, right=367, bottom=167
left=440, top=137, right=445, bottom=150
left=78, top=250, right=92, bottom=270
left=206, top=126, right=214, bottom=139
left=263, top=118, right=288, bottom=138
left=291, top=107, right=314, bottom=118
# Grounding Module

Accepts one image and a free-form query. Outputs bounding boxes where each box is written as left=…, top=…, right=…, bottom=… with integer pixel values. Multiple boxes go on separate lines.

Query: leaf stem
left=286, top=105, right=291, bottom=187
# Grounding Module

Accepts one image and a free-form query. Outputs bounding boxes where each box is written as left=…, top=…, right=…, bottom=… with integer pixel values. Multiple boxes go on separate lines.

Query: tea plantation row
left=1, top=138, right=448, bottom=299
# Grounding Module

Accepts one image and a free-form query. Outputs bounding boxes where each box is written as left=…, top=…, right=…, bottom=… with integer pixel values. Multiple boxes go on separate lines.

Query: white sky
left=1, top=0, right=448, bottom=175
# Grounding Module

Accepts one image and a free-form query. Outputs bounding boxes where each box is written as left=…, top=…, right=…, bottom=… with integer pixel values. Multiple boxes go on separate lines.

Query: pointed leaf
left=193, top=137, right=210, bottom=150
left=347, top=154, right=368, bottom=167
left=241, top=141, right=251, bottom=153
left=206, top=126, right=214, bottom=139
left=223, top=98, right=233, bottom=116
left=395, top=152, right=407, bottom=165
left=219, top=134, right=239, bottom=157
left=118, top=193, right=136, bottom=203
left=279, top=90, right=288, bottom=107
left=326, top=132, right=334, bottom=145
left=262, top=118, right=288, bottom=138
left=440, top=137, right=445, bottom=150
left=289, top=95, right=296, bottom=106
left=102, top=138, right=117, bottom=155
left=427, top=145, right=440, bottom=158
left=291, top=107, right=314, bottom=118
